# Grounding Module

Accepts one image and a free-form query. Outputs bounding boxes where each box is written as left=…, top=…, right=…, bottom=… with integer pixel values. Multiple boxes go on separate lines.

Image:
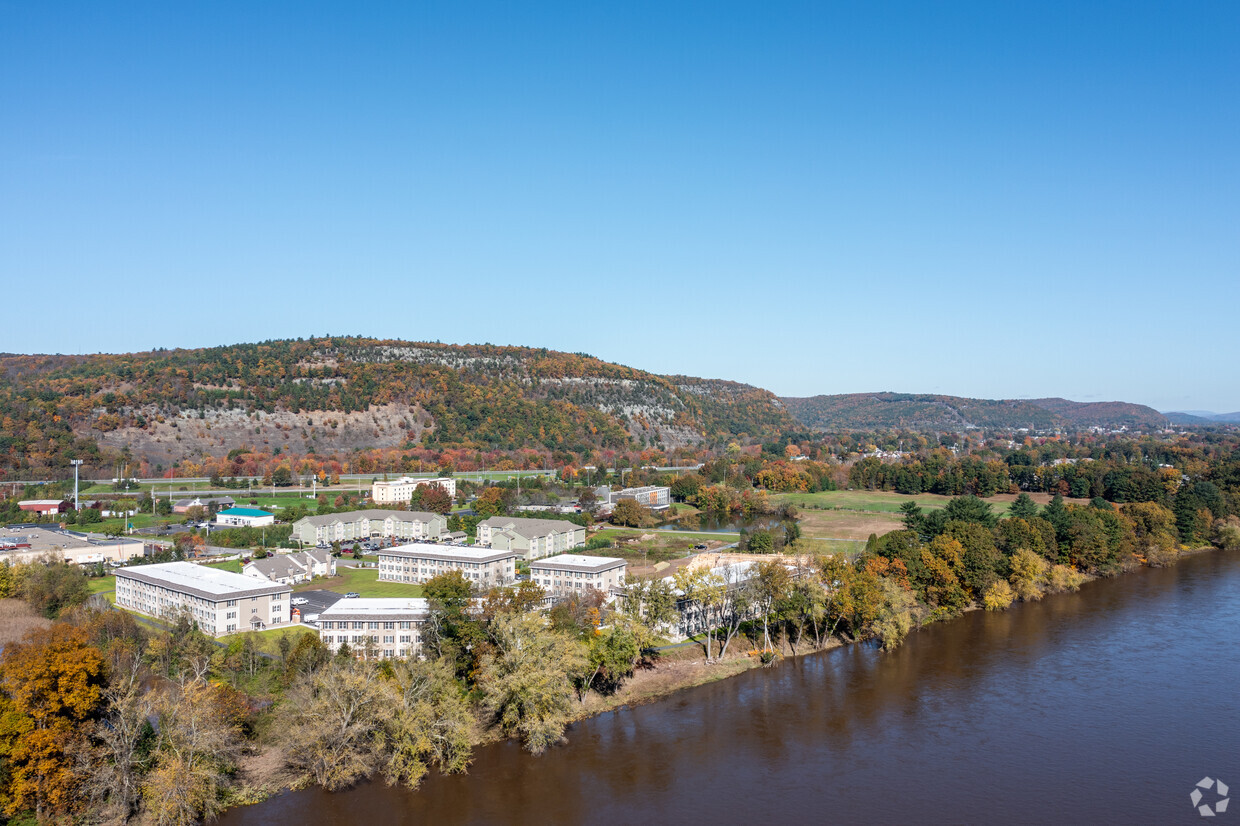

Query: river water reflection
left=221, top=551, right=1240, bottom=825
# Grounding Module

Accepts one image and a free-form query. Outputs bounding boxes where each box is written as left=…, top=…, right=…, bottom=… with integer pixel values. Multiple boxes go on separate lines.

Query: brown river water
left=220, top=550, right=1240, bottom=825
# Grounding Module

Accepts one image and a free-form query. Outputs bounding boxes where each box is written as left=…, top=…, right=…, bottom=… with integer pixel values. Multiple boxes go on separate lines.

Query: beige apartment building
left=290, top=509, right=447, bottom=546
left=529, top=554, right=627, bottom=599
left=114, top=561, right=292, bottom=635
left=317, top=598, right=430, bottom=659
left=377, top=542, right=519, bottom=588
left=371, top=476, right=457, bottom=505
left=476, top=516, right=586, bottom=560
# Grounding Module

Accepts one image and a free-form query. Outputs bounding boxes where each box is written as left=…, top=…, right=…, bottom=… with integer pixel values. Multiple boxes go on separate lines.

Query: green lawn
left=294, top=567, right=425, bottom=598
left=223, top=493, right=322, bottom=511
left=220, top=624, right=318, bottom=655
left=87, top=575, right=116, bottom=595
left=205, top=559, right=243, bottom=573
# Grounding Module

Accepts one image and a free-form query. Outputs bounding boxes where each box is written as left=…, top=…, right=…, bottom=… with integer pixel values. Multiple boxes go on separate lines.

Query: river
left=220, top=550, right=1240, bottom=825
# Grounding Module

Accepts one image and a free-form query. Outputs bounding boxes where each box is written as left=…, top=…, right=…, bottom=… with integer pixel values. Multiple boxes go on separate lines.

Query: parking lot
left=290, top=590, right=344, bottom=623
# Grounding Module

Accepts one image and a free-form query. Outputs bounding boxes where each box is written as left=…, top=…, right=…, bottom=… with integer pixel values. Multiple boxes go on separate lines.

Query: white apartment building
left=475, top=516, right=586, bottom=560
left=114, top=561, right=292, bottom=636
left=595, top=485, right=672, bottom=511
left=371, top=476, right=457, bottom=505
left=529, top=554, right=627, bottom=599
left=290, top=509, right=447, bottom=546
left=376, top=542, right=519, bottom=588
left=317, top=598, right=430, bottom=659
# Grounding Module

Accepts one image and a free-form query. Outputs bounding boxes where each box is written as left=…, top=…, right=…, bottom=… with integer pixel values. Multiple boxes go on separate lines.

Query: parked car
left=303, top=613, right=319, bottom=626
left=291, top=597, right=309, bottom=606
left=343, top=592, right=360, bottom=598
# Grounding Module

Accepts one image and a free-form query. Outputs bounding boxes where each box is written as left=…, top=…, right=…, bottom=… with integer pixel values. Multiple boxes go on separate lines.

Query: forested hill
left=781, top=392, right=1169, bottom=431
left=0, top=337, right=796, bottom=471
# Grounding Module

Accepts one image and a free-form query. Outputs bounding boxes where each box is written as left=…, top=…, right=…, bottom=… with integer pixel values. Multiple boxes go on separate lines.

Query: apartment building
left=317, top=598, right=430, bottom=659
left=290, top=509, right=447, bottom=546
left=114, top=561, right=292, bottom=635
left=371, top=476, right=457, bottom=505
left=529, top=554, right=626, bottom=599
left=376, top=542, right=519, bottom=587
left=242, top=549, right=336, bottom=585
left=476, top=516, right=586, bottom=560
left=595, top=485, right=672, bottom=511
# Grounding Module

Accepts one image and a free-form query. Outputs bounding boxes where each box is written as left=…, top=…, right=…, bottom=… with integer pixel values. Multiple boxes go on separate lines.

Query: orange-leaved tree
left=0, top=623, right=105, bottom=820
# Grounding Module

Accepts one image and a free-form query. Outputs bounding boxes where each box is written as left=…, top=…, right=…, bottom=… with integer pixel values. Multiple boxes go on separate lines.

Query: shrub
left=1008, top=548, right=1049, bottom=602
left=1046, top=564, right=1086, bottom=593
left=982, top=580, right=1015, bottom=611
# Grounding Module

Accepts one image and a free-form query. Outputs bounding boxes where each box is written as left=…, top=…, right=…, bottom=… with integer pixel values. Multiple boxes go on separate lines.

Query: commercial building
left=376, top=542, right=519, bottom=587
left=0, top=525, right=146, bottom=566
left=17, top=500, right=69, bottom=516
left=242, top=549, right=336, bottom=585
left=317, top=598, right=429, bottom=659
left=529, top=554, right=626, bottom=599
left=371, top=476, right=457, bottom=505
left=114, top=561, right=292, bottom=635
left=290, top=509, right=448, bottom=547
left=475, top=516, right=586, bottom=560
left=214, top=507, right=275, bottom=527
left=173, top=496, right=236, bottom=514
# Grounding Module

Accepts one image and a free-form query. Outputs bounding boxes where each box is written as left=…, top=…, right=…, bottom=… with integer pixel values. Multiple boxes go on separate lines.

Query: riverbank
left=220, top=542, right=1226, bottom=816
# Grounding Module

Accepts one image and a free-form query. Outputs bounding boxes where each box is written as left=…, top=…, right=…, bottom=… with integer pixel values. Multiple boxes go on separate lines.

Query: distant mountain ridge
left=1164, top=410, right=1240, bottom=425
left=781, top=392, right=1170, bottom=431
left=0, top=337, right=797, bottom=470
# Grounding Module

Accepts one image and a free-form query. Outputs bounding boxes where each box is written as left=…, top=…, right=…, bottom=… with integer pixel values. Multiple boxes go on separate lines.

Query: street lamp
left=70, top=459, right=83, bottom=510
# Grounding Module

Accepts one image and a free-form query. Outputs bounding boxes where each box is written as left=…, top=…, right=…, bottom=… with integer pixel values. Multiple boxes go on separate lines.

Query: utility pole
left=70, top=459, right=83, bottom=510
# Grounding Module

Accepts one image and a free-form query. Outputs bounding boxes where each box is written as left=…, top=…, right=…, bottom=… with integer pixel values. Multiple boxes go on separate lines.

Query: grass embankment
left=572, top=645, right=759, bottom=723
left=292, top=567, right=424, bottom=598
left=772, top=490, right=1092, bottom=541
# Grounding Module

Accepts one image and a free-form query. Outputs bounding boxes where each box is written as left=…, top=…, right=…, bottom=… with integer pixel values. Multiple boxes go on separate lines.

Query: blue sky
left=3, top=2, right=1238, bottom=412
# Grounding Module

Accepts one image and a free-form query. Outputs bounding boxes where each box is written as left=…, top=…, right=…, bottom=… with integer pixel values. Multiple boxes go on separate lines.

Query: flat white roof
left=320, top=597, right=429, bottom=616
left=116, top=561, right=291, bottom=598
left=384, top=541, right=519, bottom=561
left=532, top=554, right=626, bottom=569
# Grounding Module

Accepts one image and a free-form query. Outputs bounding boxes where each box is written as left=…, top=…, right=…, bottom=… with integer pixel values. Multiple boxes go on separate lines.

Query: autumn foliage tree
left=610, top=498, right=649, bottom=527
left=0, top=623, right=105, bottom=820
left=411, top=482, right=453, bottom=515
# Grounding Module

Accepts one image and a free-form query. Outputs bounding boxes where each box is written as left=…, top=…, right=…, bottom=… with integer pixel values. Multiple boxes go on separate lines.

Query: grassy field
left=293, top=567, right=425, bottom=598
left=772, top=489, right=1091, bottom=540
left=594, top=528, right=739, bottom=544
left=220, top=624, right=318, bottom=655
